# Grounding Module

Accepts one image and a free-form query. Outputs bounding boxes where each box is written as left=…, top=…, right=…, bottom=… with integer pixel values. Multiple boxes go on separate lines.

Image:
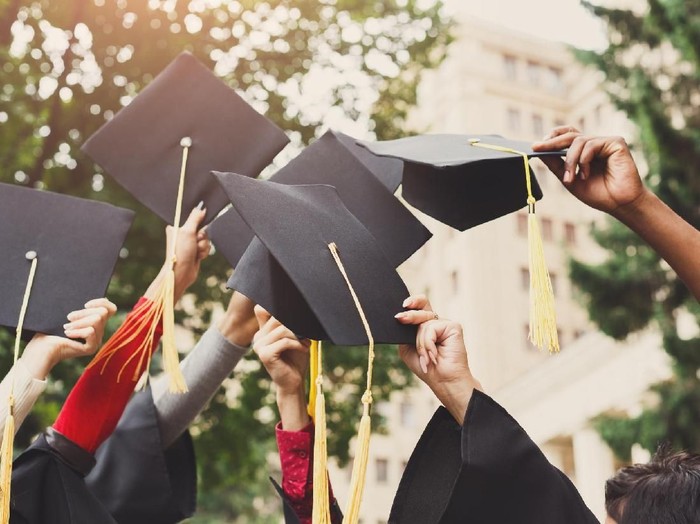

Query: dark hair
left=605, top=446, right=700, bottom=523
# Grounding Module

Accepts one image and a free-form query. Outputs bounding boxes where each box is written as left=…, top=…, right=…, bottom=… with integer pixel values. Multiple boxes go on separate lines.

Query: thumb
left=181, top=202, right=207, bottom=232
left=254, top=305, right=272, bottom=330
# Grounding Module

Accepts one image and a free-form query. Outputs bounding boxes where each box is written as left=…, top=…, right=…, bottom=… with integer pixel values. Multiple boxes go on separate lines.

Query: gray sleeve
left=151, top=326, right=249, bottom=448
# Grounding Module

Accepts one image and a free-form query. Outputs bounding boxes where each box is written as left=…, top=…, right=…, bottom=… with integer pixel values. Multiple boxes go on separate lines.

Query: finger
left=257, top=323, right=296, bottom=348
left=181, top=203, right=207, bottom=232
left=63, top=314, right=102, bottom=331
left=257, top=338, right=310, bottom=362
left=64, top=326, right=95, bottom=341
left=578, top=137, right=608, bottom=180
left=66, top=308, right=108, bottom=323
left=532, top=130, right=580, bottom=152
left=537, top=125, right=580, bottom=143
left=56, top=338, right=88, bottom=354
left=418, top=321, right=439, bottom=366
left=538, top=156, right=568, bottom=183
left=401, top=294, right=433, bottom=312
left=84, top=298, right=117, bottom=315
left=564, top=135, right=588, bottom=181
left=413, top=323, right=433, bottom=373
left=395, top=309, right=439, bottom=325
left=254, top=305, right=272, bottom=331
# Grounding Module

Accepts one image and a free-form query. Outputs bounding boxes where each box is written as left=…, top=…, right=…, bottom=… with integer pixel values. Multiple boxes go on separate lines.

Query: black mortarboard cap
left=208, top=130, right=431, bottom=269
left=81, top=52, right=289, bottom=226
left=0, top=183, right=134, bottom=338
left=334, top=131, right=404, bottom=193
left=359, top=134, right=564, bottom=231
left=212, top=172, right=416, bottom=345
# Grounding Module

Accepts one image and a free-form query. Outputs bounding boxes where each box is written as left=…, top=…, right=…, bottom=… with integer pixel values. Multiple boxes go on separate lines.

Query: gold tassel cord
left=86, top=138, right=192, bottom=392
left=468, top=139, right=559, bottom=353
left=0, top=253, right=39, bottom=523
left=308, top=340, right=319, bottom=419
left=327, top=243, right=376, bottom=524
left=311, top=341, right=331, bottom=524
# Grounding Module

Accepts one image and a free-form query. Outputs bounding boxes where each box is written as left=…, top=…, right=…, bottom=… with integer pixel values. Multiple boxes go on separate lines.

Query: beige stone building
left=327, top=15, right=670, bottom=524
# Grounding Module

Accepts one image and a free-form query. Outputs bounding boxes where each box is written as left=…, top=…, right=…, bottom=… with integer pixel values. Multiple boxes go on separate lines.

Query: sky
left=444, top=0, right=610, bottom=50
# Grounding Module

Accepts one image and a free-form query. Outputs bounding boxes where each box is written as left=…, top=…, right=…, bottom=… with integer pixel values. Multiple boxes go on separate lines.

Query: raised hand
left=532, top=126, right=646, bottom=216
left=21, top=298, right=117, bottom=379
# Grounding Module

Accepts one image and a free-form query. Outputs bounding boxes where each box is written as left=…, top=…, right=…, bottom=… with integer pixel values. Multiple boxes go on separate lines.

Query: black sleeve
left=269, top=477, right=343, bottom=524
left=390, top=390, right=600, bottom=524
left=85, top=387, right=197, bottom=524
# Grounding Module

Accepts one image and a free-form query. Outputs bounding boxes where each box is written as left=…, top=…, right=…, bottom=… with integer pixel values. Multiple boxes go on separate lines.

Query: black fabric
left=10, top=387, right=195, bottom=524
left=390, top=391, right=600, bottom=524
left=270, top=477, right=343, bottom=524
left=207, top=130, right=430, bottom=270
left=0, top=182, right=134, bottom=338
left=359, top=134, right=562, bottom=231
left=10, top=434, right=117, bottom=524
left=86, top=387, right=197, bottom=524
left=214, top=173, right=417, bottom=345
left=82, top=51, right=289, bottom=226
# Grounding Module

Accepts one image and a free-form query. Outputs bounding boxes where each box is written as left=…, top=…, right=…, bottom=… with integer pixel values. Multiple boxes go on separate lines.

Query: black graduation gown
left=389, top=390, right=601, bottom=524
left=10, top=387, right=196, bottom=524
left=271, top=477, right=344, bottom=524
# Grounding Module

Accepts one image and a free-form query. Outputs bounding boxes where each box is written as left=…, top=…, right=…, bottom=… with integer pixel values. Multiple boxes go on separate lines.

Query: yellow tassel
left=468, top=139, right=559, bottom=353
left=308, top=340, right=319, bottom=419
left=527, top=202, right=559, bottom=352
left=0, top=403, right=15, bottom=523
left=1, top=254, right=39, bottom=522
left=312, top=341, right=331, bottom=524
left=343, top=399, right=372, bottom=524
left=161, top=267, right=188, bottom=392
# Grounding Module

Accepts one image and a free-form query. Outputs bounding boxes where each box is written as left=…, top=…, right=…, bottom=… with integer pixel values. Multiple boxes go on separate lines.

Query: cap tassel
left=469, top=140, right=559, bottom=352
left=86, top=139, right=193, bottom=392
left=328, top=242, right=375, bottom=524
left=311, top=340, right=331, bottom=524
left=1, top=254, right=39, bottom=522
left=307, top=340, right=319, bottom=419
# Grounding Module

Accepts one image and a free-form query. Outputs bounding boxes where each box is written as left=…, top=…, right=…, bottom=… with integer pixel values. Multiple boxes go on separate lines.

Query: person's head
left=605, top=447, right=700, bottom=524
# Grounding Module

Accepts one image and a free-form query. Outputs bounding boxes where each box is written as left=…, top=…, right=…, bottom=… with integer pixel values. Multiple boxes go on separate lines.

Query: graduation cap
left=360, top=134, right=562, bottom=353
left=208, top=130, right=430, bottom=269
left=81, top=51, right=289, bottom=392
left=0, top=182, right=134, bottom=521
left=213, top=172, right=416, bottom=522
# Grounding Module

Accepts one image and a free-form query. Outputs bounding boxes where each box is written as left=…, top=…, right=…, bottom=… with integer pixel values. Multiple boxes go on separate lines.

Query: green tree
left=0, top=1, right=451, bottom=520
left=575, top=0, right=700, bottom=461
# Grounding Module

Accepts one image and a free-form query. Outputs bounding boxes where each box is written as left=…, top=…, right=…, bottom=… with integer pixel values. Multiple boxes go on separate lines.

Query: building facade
left=327, top=15, right=670, bottom=524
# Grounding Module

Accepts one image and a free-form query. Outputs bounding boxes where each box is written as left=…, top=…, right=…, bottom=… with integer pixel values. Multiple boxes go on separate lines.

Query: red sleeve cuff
left=276, top=421, right=314, bottom=501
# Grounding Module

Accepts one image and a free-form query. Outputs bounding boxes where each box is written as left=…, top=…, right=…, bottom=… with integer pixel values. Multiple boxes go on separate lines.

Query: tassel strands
left=87, top=138, right=194, bottom=392
left=311, top=341, right=331, bottom=524
left=0, top=252, right=39, bottom=523
left=468, top=139, right=559, bottom=353
left=327, top=242, right=376, bottom=524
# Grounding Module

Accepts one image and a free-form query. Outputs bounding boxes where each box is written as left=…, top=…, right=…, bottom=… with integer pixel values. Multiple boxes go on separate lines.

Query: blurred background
left=0, top=0, right=698, bottom=522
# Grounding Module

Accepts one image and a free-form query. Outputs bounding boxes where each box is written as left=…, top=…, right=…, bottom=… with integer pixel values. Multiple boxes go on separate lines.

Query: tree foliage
left=0, top=1, right=451, bottom=520
left=577, top=0, right=700, bottom=460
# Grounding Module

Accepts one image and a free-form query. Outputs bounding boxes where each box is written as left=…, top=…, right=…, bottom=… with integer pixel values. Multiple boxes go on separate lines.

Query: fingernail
left=419, top=355, right=428, bottom=374
left=430, top=352, right=438, bottom=366
left=394, top=312, right=407, bottom=319
left=197, top=200, right=204, bottom=210
left=402, top=298, right=411, bottom=308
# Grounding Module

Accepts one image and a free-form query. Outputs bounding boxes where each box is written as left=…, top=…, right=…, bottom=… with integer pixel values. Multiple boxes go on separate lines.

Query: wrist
left=217, top=299, right=257, bottom=347
left=276, top=386, right=310, bottom=431
left=20, top=340, right=58, bottom=380
left=611, top=187, right=657, bottom=224
left=430, top=375, right=481, bottom=425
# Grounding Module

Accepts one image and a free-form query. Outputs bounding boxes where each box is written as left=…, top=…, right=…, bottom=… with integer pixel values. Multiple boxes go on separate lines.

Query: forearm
left=277, top=387, right=310, bottom=431
left=614, top=189, right=700, bottom=300
left=431, top=376, right=483, bottom=425
left=0, top=361, right=47, bottom=440
left=151, top=325, right=249, bottom=447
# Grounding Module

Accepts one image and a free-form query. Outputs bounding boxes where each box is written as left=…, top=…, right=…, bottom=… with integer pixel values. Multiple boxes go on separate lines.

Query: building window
left=517, top=213, right=528, bottom=237
left=541, top=218, right=553, bottom=241
left=376, top=458, right=388, bottom=483
left=507, top=108, right=521, bottom=132
left=400, top=401, right=415, bottom=428
left=547, top=67, right=563, bottom=93
left=527, top=61, right=541, bottom=86
left=594, top=104, right=603, bottom=125
left=554, top=118, right=565, bottom=129
left=564, top=222, right=577, bottom=246
left=503, top=54, right=517, bottom=80
left=520, top=267, right=529, bottom=291
left=574, top=329, right=585, bottom=340
left=450, top=270, right=459, bottom=295
left=532, top=114, right=544, bottom=138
